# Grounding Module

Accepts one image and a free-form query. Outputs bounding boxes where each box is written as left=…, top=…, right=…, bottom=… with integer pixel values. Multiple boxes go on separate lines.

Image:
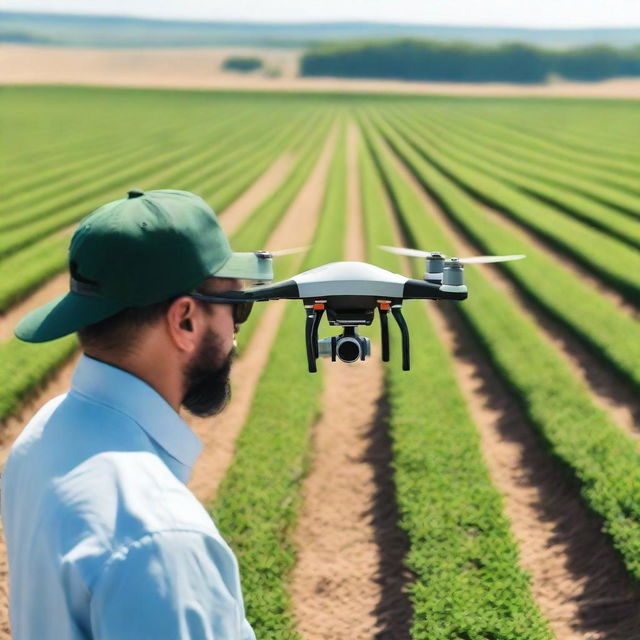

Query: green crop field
left=2, top=85, right=640, bottom=639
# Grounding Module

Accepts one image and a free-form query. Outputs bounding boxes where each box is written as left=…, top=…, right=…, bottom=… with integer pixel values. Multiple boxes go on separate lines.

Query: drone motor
left=424, top=252, right=446, bottom=283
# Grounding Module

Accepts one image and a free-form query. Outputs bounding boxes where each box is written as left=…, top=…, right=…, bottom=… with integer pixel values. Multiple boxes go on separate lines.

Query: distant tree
left=222, top=56, right=264, bottom=73
left=300, top=38, right=640, bottom=83
left=0, top=31, right=51, bottom=43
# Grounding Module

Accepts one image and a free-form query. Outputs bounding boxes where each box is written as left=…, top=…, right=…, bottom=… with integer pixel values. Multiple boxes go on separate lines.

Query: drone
left=236, top=246, right=525, bottom=372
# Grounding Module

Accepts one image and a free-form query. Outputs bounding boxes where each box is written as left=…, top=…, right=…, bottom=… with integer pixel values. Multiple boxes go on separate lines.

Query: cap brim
left=14, top=291, right=127, bottom=343
left=212, top=252, right=273, bottom=282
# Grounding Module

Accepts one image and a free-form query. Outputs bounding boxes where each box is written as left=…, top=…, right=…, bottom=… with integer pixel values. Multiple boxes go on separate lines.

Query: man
left=1, top=189, right=270, bottom=639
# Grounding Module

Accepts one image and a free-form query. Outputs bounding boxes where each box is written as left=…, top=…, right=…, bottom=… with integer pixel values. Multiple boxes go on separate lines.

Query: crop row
left=450, top=100, right=640, bottom=170
left=2, top=105, right=253, bottom=218
left=361, top=113, right=640, bottom=585
left=358, top=126, right=552, bottom=639
left=1, top=87, right=258, bottom=183
left=401, top=108, right=640, bottom=244
left=0, top=113, right=331, bottom=422
left=378, top=108, right=640, bottom=304
left=0, top=106, right=309, bottom=258
left=211, top=122, right=345, bottom=638
left=0, top=108, right=317, bottom=310
left=406, top=104, right=640, bottom=217
left=368, top=109, right=640, bottom=392
left=468, top=100, right=640, bottom=166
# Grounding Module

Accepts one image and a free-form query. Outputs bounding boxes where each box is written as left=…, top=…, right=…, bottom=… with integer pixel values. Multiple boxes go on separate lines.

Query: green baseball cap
left=15, top=189, right=273, bottom=343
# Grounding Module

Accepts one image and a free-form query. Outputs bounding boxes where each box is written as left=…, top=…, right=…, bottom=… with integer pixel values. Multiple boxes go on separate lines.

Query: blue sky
left=2, top=0, right=640, bottom=27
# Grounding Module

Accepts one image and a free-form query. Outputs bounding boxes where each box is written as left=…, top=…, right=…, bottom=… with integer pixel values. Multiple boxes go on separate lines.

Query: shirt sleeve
left=90, top=530, right=253, bottom=640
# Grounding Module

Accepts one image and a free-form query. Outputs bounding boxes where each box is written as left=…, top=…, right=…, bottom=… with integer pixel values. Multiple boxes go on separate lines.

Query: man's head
left=14, top=189, right=273, bottom=414
left=77, top=275, right=244, bottom=417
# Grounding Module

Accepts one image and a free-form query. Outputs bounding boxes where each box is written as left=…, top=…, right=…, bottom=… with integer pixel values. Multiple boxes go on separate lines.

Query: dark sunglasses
left=187, top=291, right=254, bottom=324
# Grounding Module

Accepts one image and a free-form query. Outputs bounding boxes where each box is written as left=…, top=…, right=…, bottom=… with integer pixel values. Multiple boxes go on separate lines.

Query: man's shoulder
left=56, top=450, right=222, bottom=573
left=5, top=389, right=215, bottom=546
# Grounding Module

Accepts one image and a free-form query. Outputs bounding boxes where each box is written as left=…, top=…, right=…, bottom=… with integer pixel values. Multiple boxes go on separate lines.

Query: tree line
left=300, top=39, right=640, bottom=83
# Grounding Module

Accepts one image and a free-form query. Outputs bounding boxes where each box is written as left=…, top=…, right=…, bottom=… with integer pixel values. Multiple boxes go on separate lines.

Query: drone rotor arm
left=243, top=279, right=300, bottom=301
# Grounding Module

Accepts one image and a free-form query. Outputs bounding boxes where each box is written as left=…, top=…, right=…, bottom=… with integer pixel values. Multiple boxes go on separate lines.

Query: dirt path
left=3, top=46, right=640, bottom=99
left=185, top=131, right=337, bottom=502
left=0, top=137, right=335, bottom=637
left=218, top=152, right=295, bottom=237
left=290, top=123, right=413, bottom=639
left=384, top=144, right=640, bottom=638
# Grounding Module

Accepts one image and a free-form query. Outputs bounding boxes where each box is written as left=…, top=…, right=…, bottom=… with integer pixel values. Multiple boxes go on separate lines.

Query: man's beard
left=182, top=328, right=236, bottom=418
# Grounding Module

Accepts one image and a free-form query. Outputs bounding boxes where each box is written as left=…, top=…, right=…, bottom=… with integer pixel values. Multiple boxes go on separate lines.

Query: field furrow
left=290, top=122, right=394, bottom=639
left=210, top=124, right=340, bottom=639
left=359, top=120, right=554, bottom=639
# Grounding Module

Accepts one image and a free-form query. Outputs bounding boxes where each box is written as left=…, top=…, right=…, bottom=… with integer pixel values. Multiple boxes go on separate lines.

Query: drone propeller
left=379, top=245, right=439, bottom=258
left=379, top=245, right=524, bottom=264
left=455, top=254, right=525, bottom=264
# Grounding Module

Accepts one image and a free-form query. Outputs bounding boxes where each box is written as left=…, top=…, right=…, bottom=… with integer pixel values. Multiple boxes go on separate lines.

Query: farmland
left=1, top=85, right=640, bottom=639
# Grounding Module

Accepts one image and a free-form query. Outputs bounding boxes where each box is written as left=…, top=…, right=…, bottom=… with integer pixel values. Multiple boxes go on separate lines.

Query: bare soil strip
left=0, top=137, right=335, bottom=637
left=344, top=124, right=366, bottom=262
left=3, top=46, right=640, bottom=99
left=186, top=132, right=337, bottom=501
left=387, top=148, right=640, bottom=638
left=218, top=152, right=295, bottom=237
left=291, top=123, right=413, bottom=639
left=390, top=151, right=640, bottom=440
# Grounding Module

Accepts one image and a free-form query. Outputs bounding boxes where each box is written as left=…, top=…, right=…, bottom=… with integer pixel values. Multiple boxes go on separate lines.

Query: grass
left=359, top=120, right=553, bottom=639
left=210, top=121, right=347, bottom=638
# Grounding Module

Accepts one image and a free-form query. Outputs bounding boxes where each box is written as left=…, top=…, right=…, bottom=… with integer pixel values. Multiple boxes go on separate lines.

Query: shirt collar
left=70, top=353, right=202, bottom=471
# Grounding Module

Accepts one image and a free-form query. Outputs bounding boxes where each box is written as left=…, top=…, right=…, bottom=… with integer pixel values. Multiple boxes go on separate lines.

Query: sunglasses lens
left=234, top=302, right=253, bottom=324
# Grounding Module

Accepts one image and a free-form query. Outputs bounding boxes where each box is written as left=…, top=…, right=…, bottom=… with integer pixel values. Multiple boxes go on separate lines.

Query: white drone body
left=231, top=249, right=523, bottom=372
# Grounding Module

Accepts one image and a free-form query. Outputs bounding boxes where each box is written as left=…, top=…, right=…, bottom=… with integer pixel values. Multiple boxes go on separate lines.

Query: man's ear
left=167, top=297, right=199, bottom=351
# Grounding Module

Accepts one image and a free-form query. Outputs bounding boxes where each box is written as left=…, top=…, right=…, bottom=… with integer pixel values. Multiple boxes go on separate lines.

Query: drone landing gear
left=391, top=304, right=410, bottom=371
left=305, top=304, right=325, bottom=373
left=379, top=305, right=390, bottom=362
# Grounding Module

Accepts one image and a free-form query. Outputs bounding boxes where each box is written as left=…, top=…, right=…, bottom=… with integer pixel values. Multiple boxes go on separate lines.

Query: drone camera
left=317, top=327, right=371, bottom=363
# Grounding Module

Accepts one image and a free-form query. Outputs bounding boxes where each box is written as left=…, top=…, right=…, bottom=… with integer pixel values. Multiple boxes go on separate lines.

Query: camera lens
left=336, top=338, right=360, bottom=363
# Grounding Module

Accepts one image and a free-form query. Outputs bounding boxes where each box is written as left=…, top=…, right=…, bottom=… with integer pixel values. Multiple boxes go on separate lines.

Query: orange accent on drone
left=379, top=302, right=391, bottom=311
left=313, top=303, right=325, bottom=310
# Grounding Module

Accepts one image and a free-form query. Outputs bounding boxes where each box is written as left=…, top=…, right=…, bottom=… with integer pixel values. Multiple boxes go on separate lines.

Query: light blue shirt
left=1, top=353, right=255, bottom=640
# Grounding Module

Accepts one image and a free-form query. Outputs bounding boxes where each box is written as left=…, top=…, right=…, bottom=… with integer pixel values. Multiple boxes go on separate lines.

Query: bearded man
left=1, top=189, right=268, bottom=639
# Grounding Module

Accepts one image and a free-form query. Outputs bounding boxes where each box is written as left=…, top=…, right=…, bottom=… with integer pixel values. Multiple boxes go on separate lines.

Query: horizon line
left=2, top=8, right=640, bottom=31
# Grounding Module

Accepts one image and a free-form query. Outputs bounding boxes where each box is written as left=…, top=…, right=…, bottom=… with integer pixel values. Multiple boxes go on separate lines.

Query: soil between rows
left=290, top=123, right=413, bottom=638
